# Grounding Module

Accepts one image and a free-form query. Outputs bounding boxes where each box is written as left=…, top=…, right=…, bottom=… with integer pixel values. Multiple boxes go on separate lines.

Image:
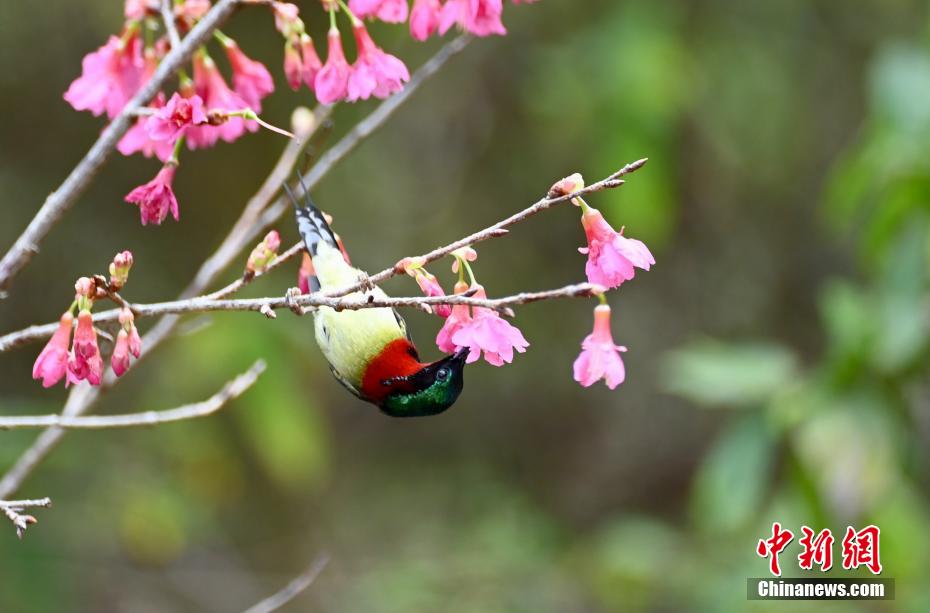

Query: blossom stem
left=329, top=7, right=337, bottom=31
left=227, top=109, right=297, bottom=139
left=169, top=135, right=185, bottom=165
left=597, top=292, right=608, bottom=306
left=336, top=0, right=361, bottom=26
left=213, top=29, right=235, bottom=46
left=461, top=259, right=478, bottom=287
left=120, top=21, right=140, bottom=47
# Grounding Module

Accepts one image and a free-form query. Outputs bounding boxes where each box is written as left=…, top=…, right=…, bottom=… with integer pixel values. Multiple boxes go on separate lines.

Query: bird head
left=379, top=348, right=468, bottom=417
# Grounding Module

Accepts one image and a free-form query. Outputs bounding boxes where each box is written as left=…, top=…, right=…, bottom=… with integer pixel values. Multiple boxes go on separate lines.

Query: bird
left=287, top=181, right=468, bottom=417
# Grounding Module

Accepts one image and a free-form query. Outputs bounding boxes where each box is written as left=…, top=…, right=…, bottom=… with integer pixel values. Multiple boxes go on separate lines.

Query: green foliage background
left=1, top=0, right=929, bottom=610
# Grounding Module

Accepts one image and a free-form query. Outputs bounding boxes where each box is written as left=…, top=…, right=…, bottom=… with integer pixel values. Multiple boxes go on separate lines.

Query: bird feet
left=357, top=272, right=375, bottom=293
left=285, top=287, right=308, bottom=316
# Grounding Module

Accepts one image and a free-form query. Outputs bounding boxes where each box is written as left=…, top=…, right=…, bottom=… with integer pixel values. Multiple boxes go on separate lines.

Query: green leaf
left=691, top=413, right=775, bottom=533
left=660, top=340, right=797, bottom=408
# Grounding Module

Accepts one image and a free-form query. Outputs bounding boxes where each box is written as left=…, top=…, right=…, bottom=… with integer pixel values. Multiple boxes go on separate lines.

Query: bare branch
left=0, top=160, right=640, bottom=353
left=161, top=0, right=183, bottom=49
left=0, top=0, right=243, bottom=293
left=0, top=361, right=265, bottom=430
left=320, top=157, right=649, bottom=300
left=0, top=497, right=51, bottom=539
left=243, top=554, right=330, bottom=613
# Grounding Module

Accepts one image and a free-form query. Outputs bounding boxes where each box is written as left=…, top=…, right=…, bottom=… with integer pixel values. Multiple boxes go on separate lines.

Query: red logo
left=756, top=522, right=794, bottom=577
left=757, top=523, right=882, bottom=576
left=798, top=526, right=834, bottom=572
left=842, top=525, right=882, bottom=574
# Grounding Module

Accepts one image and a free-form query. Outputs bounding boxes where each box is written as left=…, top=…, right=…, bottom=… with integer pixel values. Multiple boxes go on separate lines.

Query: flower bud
left=109, top=250, right=134, bottom=290
left=245, top=230, right=281, bottom=275
left=283, top=42, right=303, bottom=90
left=548, top=173, right=585, bottom=199
left=290, top=107, right=316, bottom=138
left=399, top=256, right=427, bottom=275
left=75, top=276, right=95, bottom=299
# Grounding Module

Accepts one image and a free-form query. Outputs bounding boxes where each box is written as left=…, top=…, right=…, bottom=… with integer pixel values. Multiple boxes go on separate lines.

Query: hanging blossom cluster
left=392, top=174, right=654, bottom=390
left=63, top=0, right=535, bottom=227
left=400, top=248, right=530, bottom=367
left=33, top=252, right=142, bottom=387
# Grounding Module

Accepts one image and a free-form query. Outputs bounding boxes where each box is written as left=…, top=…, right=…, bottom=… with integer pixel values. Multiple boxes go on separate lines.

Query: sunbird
left=288, top=184, right=468, bottom=417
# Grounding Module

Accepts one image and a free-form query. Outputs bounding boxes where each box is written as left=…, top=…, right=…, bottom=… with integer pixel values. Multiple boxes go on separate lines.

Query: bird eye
left=437, top=368, right=450, bottom=380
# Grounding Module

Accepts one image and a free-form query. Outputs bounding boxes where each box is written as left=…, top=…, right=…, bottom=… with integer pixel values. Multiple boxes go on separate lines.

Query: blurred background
left=1, top=0, right=929, bottom=610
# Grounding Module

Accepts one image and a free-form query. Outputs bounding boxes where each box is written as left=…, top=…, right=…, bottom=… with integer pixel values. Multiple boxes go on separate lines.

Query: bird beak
left=452, top=347, right=469, bottom=363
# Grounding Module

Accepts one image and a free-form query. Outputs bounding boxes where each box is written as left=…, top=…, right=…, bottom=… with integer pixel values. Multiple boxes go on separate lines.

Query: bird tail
left=285, top=176, right=338, bottom=259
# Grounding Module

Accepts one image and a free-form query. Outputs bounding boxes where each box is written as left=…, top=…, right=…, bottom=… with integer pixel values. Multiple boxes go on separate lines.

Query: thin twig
left=161, top=0, right=183, bottom=49
left=320, top=157, right=648, bottom=300
left=0, top=361, right=265, bottom=430
left=0, top=497, right=51, bottom=539
left=243, top=554, right=330, bottom=613
left=0, top=0, right=243, bottom=293
left=0, top=160, right=640, bottom=353
left=143, top=282, right=602, bottom=318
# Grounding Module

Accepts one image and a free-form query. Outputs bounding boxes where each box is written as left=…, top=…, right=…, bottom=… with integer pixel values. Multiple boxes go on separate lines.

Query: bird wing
left=329, top=364, right=367, bottom=400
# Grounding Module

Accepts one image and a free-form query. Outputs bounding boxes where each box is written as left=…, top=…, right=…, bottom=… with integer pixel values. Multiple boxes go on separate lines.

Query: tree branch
left=0, top=0, right=243, bottom=293
left=320, top=157, right=649, bottom=300
left=0, top=497, right=51, bottom=539
left=161, top=0, right=184, bottom=50
left=0, top=160, right=640, bottom=352
left=243, top=554, right=330, bottom=613
left=0, top=361, right=265, bottom=430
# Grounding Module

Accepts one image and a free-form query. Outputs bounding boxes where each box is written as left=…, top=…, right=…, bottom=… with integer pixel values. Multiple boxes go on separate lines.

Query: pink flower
left=410, top=0, right=442, bottom=40
left=443, top=285, right=529, bottom=366
left=67, top=310, right=103, bottom=386
left=64, top=33, right=145, bottom=119
left=119, top=93, right=175, bottom=161
left=349, top=0, right=409, bottom=23
left=579, top=208, right=654, bottom=289
left=347, top=23, right=410, bottom=101
left=33, top=311, right=74, bottom=388
left=144, top=92, right=207, bottom=143
left=283, top=43, right=304, bottom=91
left=177, top=0, right=211, bottom=20
left=348, top=0, right=381, bottom=17
left=401, top=259, right=452, bottom=318
left=111, top=330, right=132, bottom=377
left=128, top=321, right=142, bottom=358
left=125, top=164, right=180, bottom=225
left=272, top=2, right=303, bottom=38
left=118, top=50, right=175, bottom=161
left=573, top=304, right=627, bottom=389
left=451, top=246, right=477, bottom=273
left=315, top=28, right=351, bottom=104
left=301, top=35, right=323, bottom=90
left=439, top=0, right=506, bottom=37
left=223, top=41, right=275, bottom=111
left=186, top=55, right=257, bottom=149
left=437, top=305, right=472, bottom=353
left=125, top=0, right=151, bottom=20
left=112, top=308, right=142, bottom=377
left=436, top=280, right=471, bottom=351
